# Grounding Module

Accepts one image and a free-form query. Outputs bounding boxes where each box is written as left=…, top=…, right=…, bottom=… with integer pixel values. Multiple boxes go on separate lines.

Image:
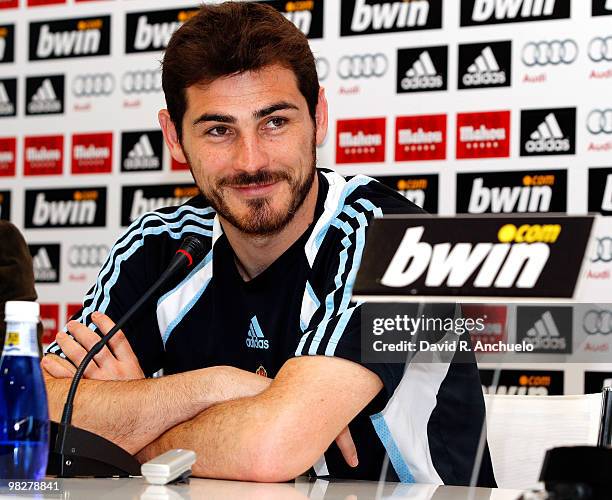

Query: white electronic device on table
left=141, top=449, right=196, bottom=485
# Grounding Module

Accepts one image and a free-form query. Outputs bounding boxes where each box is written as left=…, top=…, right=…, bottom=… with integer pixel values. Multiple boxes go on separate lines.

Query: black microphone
left=48, top=235, right=206, bottom=477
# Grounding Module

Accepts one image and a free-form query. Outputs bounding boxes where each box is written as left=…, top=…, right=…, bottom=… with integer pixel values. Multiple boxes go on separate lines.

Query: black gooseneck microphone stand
left=47, top=236, right=206, bottom=477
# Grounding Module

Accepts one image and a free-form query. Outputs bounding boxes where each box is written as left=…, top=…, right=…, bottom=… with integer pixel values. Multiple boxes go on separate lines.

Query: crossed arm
left=43, top=312, right=382, bottom=481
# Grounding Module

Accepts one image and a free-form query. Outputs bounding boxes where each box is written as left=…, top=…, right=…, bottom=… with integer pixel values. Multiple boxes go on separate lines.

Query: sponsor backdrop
left=1, top=0, right=612, bottom=393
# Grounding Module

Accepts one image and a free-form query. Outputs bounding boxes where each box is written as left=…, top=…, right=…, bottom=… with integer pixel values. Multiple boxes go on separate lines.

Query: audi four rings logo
left=122, top=70, right=162, bottom=94
left=591, top=237, right=612, bottom=263
left=337, top=53, right=388, bottom=79
left=68, top=245, right=109, bottom=268
left=583, top=310, right=612, bottom=335
left=589, top=36, right=612, bottom=62
left=587, top=110, right=612, bottom=134
left=72, top=74, right=115, bottom=98
left=315, top=57, right=329, bottom=81
left=521, top=40, right=578, bottom=66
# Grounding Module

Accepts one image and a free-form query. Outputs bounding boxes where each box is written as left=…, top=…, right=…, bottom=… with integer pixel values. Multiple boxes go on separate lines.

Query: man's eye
left=207, top=126, right=229, bottom=137
left=266, top=117, right=287, bottom=129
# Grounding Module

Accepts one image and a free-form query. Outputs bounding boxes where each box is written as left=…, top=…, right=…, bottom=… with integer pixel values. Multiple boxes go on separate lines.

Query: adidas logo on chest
left=246, top=315, right=269, bottom=350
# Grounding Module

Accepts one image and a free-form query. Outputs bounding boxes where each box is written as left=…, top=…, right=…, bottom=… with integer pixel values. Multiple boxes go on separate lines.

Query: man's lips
left=228, top=180, right=280, bottom=197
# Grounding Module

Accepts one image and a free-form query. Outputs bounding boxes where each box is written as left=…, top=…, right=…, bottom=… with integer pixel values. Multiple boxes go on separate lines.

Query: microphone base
left=47, top=421, right=141, bottom=477
left=540, top=446, right=612, bottom=500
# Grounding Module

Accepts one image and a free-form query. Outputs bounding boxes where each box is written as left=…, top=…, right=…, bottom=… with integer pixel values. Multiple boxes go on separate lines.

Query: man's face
left=178, top=64, right=320, bottom=236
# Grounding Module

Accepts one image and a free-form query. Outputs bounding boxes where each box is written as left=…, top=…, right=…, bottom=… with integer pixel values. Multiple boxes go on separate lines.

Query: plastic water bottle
left=0, top=301, right=49, bottom=480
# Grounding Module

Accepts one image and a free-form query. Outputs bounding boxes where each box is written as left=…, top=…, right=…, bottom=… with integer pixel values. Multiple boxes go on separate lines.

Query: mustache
left=218, top=169, right=291, bottom=188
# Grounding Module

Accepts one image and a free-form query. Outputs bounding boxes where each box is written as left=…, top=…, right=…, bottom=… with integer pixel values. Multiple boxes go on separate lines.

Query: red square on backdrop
left=65, top=303, right=82, bottom=323
left=24, top=135, right=64, bottom=176
left=0, top=0, right=18, bottom=9
left=336, top=117, right=386, bottom=164
left=72, top=132, right=113, bottom=174
left=456, top=111, right=510, bottom=159
left=462, top=305, right=508, bottom=352
left=395, top=114, right=446, bottom=162
left=28, top=0, right=65, bottom=5
left=0, top=137, right=16, bottom=176
left=40, top=304, right=60, bottom=346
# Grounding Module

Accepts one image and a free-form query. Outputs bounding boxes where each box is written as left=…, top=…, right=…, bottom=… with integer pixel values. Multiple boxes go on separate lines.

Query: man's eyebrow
left=192, top=113, right=236, bottom=126
left=253, top=101, right=299, bottom=120
left=192, top=101, right=299, bottom=127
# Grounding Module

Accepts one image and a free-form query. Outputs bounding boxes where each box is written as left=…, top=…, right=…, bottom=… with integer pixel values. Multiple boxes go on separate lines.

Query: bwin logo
left=350, top=0, right=431, bottom=32
left=129, top=189, right=193, bottom=223
left=133, top=16, right=180, bottom=51
left=401, top=51, right=443, bottom=90
left=463, top=46, right=506, bottom=86
left=399, top=189, right=426, bottom=208
left=246, top=316, right=269, bottom=350
left=32, top=193, right=96, bottom=226
left=36, top=23, right=101, bottom=59
left=281, top=9, right=312, bottom=36
left=381, top=226, right=552, bottom=289
left=525, top=113, right=570, bottom=153
left=468, top=178, right=552, bottom=213
left=471, top=0, right=557, bottom=21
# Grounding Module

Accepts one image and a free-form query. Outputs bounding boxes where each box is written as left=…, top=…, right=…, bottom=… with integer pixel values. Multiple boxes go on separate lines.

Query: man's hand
left=42, top=311, right=144, bottom=381
left=335, top=426, right=358, bottom=468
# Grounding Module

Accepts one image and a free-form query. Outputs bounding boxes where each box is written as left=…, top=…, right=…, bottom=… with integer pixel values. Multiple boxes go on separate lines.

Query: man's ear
left=314, top=86, right=328, bottom=147
left=159, top=109, right=187, bottom=164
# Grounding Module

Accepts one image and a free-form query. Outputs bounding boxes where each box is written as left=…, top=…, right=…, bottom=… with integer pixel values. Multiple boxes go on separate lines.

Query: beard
left=191, top=140, right=317, bottom=237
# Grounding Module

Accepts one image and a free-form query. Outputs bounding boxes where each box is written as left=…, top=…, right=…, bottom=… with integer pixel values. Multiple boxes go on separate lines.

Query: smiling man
left=42, top=2, right=495, bottom=486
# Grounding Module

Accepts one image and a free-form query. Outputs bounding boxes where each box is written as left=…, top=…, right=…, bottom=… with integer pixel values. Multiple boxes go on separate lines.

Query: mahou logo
left=458, top=41, right=512, bottom=90
left=29, top=16, right=111, bottom=61
left=24, top=135, right=64, bottom=176
left=456, top=169, right=567, bottom=214
left=39, top=303, right=59, bottom=346
left=28, top=0, right=66, bottom=6
left=265, top=0, right=324, bottom=39
left=395, top=114, right=446, bottom=161
left=460, top=0, right=570, bottom=27
left=125, top=7, right=199, bottom=54
left=71, top=132, right=113, bottom=174
left=0, top=136, right=16, bottom=176
left=340, top=0, right=442, bottom=37
left=397, top=45, right=447, bottom=93
left=25, top=187, right=107, bottom=228
left=375, top=174, right=439, bottom=213
left=121, top=184, right=199, bottom=226
left=456, top=111, right=510, bottom=159
left=520, top=108, right=576, bottom=156
left=0, top=24, right=15, bottom=64
left=336, top=118, right=386, bottom=164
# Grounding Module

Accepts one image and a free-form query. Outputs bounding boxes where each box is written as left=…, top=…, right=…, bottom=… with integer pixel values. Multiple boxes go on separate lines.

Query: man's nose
left=234, top=133, right=269, bottom=173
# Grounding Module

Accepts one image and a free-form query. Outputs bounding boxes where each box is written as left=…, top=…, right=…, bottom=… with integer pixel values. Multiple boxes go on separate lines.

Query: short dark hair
left=162, top=2, right=319, bottom=139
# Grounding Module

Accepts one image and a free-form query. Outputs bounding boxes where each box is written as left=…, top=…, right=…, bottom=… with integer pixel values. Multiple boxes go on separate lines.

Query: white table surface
left=4, top=477, right=527, bottom=500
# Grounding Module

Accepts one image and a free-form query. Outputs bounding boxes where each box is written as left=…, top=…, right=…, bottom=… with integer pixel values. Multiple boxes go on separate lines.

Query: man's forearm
left=44, top=366, right=270, bottom=455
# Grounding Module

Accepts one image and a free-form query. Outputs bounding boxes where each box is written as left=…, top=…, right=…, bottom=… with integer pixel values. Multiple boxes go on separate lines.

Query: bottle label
left=3, top=322, right=39, bottom=358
